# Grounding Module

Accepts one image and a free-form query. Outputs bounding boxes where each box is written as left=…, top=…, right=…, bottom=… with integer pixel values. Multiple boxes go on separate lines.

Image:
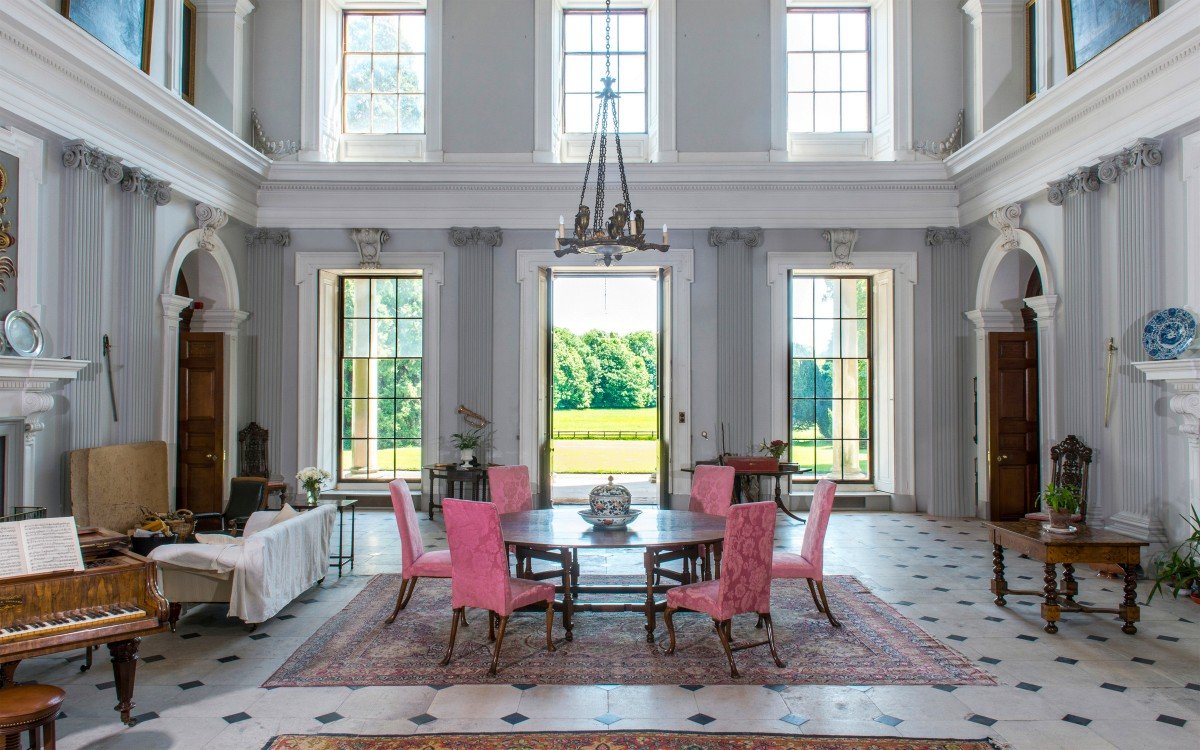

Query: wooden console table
left=984, top=520, right=1147, bottom=635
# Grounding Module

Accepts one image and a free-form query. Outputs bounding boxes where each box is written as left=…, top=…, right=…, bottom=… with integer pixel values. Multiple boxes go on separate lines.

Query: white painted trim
left=765, top=251, right=918, bottom=507
left=965, top=307, right=1024, bottom=520
left=0, top=126, right=46, bottom=323
left=1024, top=293, right=1060, bottom=484
left=191, top=307, right=250, bottom=506
left=293, top=251, right=445, bottom=495
left=973, top=226, right=1057, bottom=310
left=158, top=229, right=243, bottom=507
left=516, top=248, right=694, bottom=499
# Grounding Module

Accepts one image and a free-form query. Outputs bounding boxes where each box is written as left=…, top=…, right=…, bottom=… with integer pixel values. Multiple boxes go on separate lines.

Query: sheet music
left=0, top=523, right=24, bottom=577
left=20, top=517, right=84, bottom=574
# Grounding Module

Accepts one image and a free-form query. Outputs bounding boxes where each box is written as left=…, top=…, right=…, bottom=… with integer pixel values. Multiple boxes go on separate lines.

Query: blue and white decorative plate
left=1143, top=307, right=1197, bottom=360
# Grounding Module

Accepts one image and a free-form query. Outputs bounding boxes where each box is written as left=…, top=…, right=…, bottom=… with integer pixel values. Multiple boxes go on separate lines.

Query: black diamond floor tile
left=875, top=714, right=903, bottom=726
left=920, top=616, right=939, bottom=623
left=278, top=614, right=296, bottom=620
left=409, top=713, right=436, bottom=726
left=947, top=634, right=966, bottom=642
left=1017, top=634, right=1038, bottom=642
left=1131, top=657, right=1155, bottom=665
left=132, top=711, right=158, bottom=723
left=1055, top=657, right=1078, bottom=665
left=763, top=684, right=788, bottom=692
left=781, top=713, right=809, bottom=727
left=679, top=684, right=704, bottom=692
left=426, top=684, right=454, bottom=691
left=1100, top=683, right=1126, bottom=692
left=179, top=633, right=201, bottom=640
left=1015, top=682, right=1042, bottom=692
left=315, top=712, right=343, bottom=724
left=142, top=655, right=166, bottom=663
left=178, top=680, right=204, bottom=690
left=511, top=684, right=536, bottom=691
left=501, top=713, right=529, bottom=725
left=96, top=681, right=115, bottom=690
left=969, top=714, right=997, bottom=727
left=594, top=713, right=622, bottom=726
left=980, top=657, right=1001, bottom=665
left=688, top=713, right=716, bottom=725
left=249, top=633, right=270, bottom=640
left=223, top=712, right=251, bottom=724
left=1157, top=715, right=1187, bottom=727
left=1156, top=635, right=1179, bottom=642
left=932, top=685, right=957, bottom=692
left=1062, top=714, right=1091, bottom=726
left=217, top=655, right=240, bottom=663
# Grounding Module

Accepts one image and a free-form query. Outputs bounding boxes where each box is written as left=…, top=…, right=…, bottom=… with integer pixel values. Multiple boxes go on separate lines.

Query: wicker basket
left=139, top=506, right=196, bottom=541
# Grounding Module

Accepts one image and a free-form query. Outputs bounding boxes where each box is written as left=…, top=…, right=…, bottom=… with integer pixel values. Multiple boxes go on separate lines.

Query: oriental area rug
left=265, top=575, right=992, bottom=687
left=262, top=733, right=1005, bottom=750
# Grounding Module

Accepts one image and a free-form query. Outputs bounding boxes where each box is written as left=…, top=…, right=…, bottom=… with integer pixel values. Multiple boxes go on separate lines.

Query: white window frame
left=767, top=252, right=918, bottom=507
left=300, top=0, right=443, bottom=162
left=535, top=0, right=676, bottom=164
left=771, top=0, right=912, bottom=161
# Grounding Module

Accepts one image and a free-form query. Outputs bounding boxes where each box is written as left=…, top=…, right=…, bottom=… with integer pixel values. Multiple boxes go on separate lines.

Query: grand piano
left=0, top=528, right=170, bottom=725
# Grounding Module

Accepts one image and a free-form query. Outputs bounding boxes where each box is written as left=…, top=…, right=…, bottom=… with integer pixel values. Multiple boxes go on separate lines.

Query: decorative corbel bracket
left=708, top=227, right=764, bottom=248
left=352, top=228, right=391, bottom=268
left=449, top=226, right=503, bottom=248
left=195, top=203, right=229, bottom=252
left=986, top=204, right=1022, bottom=251
left=822, top=229, right=858, bottom=268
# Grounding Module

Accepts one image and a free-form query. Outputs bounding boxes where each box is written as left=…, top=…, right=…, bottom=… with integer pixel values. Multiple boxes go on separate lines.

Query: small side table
left=290, top=498, right=358, bottom=577
left=424, top=464, right=491, bottom=519
left=985, top=520, right=1148, bottom=634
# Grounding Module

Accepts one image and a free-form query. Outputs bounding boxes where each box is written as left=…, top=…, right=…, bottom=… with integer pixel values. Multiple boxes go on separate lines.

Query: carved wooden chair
left=238, top=422, right=286, bottom=506
left=1025, top=434, right=1093, bottom=523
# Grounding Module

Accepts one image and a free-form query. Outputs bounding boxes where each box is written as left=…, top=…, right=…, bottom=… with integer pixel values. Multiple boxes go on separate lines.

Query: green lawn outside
left=340, top=447, right=422, bottom=474
left=553, top=407, right=657, bottom=432
left=553, top=439, right=658, bottom=474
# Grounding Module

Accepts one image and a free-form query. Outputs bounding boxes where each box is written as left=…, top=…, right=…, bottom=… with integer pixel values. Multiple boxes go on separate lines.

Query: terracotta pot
left=1048, top=510, right=1073, bottom=530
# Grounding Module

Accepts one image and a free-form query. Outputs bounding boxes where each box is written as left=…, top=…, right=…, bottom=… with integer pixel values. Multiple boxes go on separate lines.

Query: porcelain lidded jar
left=589, top=476, right=632, bottom=515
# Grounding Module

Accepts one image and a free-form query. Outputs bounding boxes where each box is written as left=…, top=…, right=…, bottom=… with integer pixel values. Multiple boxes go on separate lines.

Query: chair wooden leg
left=544, top=601, right=556, bottom=653
left=761, top=612, right=787, bottom=667
left=755, top=614, right=764, bottom=629
left=664, top=607, right=678, bottom=655
left=489, top=616, right=510, bottom=676
left=385, top=578, right=413, bottom=624
left=401, top=577, right=420, bottom=607
left=815, top=580, right=841, bottom=627
left=714, top=618, right=739, bottom=678
left=440, top=608, right=464, bottom=666
left=488, top=611, right=496, bottom=642
left=806, top=578, right=825, bottom=613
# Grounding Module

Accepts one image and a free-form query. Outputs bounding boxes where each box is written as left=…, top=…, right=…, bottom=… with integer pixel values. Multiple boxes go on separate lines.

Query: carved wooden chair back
left=1051, top=435, right=1093, bottom=523
left=238, top=422, right=270, bottom=479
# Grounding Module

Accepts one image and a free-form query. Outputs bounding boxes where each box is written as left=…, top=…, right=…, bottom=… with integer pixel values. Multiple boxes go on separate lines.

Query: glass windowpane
left=840, top=12, right=868, bottom=50
left=399, top=14, right=425, bottom=53
left=812, top=13, right=839, bottom=50
left=373, top=15, right=399, bottom=52
left=371, top=94, right=398, bottom=133
left=787, top=12, right=813, bottom=51
left=814, top=92, right=841, bottom=132
left=786, top=10, right=871, bottom=135
left=398, top=56, right=424, bottom=93
left=346, top=16, right=371, bottom=52
left=788, top=53, right=814, bottom=93
left=813, top=53, right=840, bottom=91
left=398, top=94, right=424, bottom=133
left=841, top=92, right=869, bottom=132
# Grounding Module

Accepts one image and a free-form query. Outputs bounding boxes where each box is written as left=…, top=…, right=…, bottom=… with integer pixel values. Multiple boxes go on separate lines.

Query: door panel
left=178, top=332, right=224, bottom=513
left=987, top=331, right=1039, bottom=521
left=658, top=268, right=670, bottom=507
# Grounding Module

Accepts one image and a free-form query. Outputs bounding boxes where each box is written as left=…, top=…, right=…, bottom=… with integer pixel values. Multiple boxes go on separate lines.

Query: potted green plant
left=1149, top=506, right=1200, bottom=603
left=451, top=428, right=486, bottom=467
left=1039, top=482, right=1080, bottom=532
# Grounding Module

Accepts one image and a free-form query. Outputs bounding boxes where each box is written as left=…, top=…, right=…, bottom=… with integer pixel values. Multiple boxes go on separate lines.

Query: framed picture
left=1025, top=0, right=1038, bottom=101
left=182, top=0, right=197, bottom=104
left=61, top=0, right=156, bottom=74
left=1061, top=0, right=1159, bottom=74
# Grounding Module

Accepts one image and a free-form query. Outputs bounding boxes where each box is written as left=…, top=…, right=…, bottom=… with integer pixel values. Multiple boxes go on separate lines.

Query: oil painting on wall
left=1062, top=0, right=1159, bottom=72
left=62, top=0, right=155, bottom=73
left=0, top=149, right=18, bottom=316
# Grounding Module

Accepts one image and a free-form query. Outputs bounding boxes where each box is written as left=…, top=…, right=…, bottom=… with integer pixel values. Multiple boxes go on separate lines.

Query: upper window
left=786, top=7, right=870, bottom=133
left=562, top=8, right=647, bottom=134
left=789, top=275, right=872, bottom=481
left=343, top=11, right=427, bottom=135
left=339, top=276, right=424, bottom=481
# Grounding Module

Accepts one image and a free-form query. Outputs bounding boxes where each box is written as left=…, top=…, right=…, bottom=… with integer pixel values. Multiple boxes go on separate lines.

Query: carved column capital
left=1047, top=167, right=1100, bottom=206
left=708, top=227, right=764, bottom=248
left=196, top=204, right=229, bottom=252
left=449, top=226, right=503, bottom=248
left=245, top=228, right=291, bottom=247
left=822, top=229, right=858, bottom=268
left=1169, top=391, right=1200, bottom=437
left=925, top=227, right=971, bottom=247
left=1097, top=137, right=1164, bottom=184
left=62, top=140, right=123, bottom=184
left=351, top=228, right=391, bottom=269
left=120, top=167, right=172, bottom=206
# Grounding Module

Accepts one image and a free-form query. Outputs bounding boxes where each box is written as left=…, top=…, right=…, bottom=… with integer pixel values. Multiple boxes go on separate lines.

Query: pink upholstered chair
left=487, top=465, right=533, bottom=514
left=770, top=478, right=840, bottom=627
left=441, top=498, right=557, bottom=675
left=385, top=479, right=453, bottom=625
left=664, top=501, right=785, bottom=678
left=654, top=464, right=737, bottom=583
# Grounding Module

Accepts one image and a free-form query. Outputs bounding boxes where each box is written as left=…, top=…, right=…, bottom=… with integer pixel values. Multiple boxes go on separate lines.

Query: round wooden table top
left=500, top=507, right=726, bottom=550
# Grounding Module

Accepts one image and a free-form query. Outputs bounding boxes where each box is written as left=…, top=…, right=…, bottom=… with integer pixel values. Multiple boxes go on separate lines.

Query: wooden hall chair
left=1024, top=435, right=1093, bottom=524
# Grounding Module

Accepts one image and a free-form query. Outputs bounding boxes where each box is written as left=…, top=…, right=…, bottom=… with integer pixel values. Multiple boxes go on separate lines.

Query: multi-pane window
left=339, top=276, right=423, bottom=481
left=786, top=8, right=870, bottom=133
left=343, top=11, right=426, bottom=134
left=562, top=9, right=647, bottom=134
left=789, top=275, right=871, bottom=481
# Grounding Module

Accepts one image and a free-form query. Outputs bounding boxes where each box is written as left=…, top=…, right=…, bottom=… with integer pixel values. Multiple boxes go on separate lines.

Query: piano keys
left=0, top=527, right=169, bottom=726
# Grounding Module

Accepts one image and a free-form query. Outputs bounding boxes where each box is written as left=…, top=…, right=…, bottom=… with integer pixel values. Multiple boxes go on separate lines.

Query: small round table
left=501, top=508, right=726, bottom=642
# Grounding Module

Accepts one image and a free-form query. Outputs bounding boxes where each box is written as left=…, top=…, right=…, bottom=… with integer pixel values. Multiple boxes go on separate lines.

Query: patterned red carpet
left=265, top=575, right=993, bottom=687
left=263, top=733, right=1004, bottom=749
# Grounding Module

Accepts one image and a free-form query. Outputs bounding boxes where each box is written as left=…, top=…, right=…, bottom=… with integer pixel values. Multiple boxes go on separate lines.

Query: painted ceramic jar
left=589, top=476, right=632, bottom=515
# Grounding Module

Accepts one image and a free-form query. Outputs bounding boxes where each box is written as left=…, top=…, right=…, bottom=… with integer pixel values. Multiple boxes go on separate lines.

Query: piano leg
left=108, top=638, right=141, bottom=726
left=0, top=660, right=17, bottom=687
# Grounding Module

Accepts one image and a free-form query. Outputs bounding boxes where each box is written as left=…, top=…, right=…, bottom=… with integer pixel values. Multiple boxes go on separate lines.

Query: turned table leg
left=559, top=546, right=574, bottom=642
left=643, top=549, right=657, bottom=642
left=1061, top=563, right=1077, bottom=605
left=1041, top=563, right=1060, bottom=634
left=991, top=543, right=1008, bottom=606
left=1120, top=564, right=1140, bottom=635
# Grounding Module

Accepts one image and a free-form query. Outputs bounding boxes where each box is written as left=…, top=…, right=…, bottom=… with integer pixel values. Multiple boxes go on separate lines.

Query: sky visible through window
left=552, top=275, right=658, bottom=334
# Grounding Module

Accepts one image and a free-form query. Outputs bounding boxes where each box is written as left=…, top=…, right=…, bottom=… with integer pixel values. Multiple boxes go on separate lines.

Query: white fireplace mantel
left=1133, top=358, right=1200, bottom=522
left=0, top=355, right=90, bottom=512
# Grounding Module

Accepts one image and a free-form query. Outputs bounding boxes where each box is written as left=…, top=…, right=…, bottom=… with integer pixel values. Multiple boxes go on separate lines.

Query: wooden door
left=177, top=332, right=224, bottom=513
left=987, top=331, right=1040, bottom=521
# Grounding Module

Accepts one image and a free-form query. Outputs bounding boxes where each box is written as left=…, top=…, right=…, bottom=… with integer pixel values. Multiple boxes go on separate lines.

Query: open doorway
left=548, top=271, right=663, bottom=506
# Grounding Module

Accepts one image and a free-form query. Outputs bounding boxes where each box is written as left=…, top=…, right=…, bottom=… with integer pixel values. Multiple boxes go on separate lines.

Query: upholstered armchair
left=192, top=477, right=267, bottom=534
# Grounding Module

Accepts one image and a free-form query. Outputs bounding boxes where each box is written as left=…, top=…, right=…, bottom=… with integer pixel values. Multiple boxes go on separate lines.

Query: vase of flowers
left=297, top=466, right=331, bottom=505
left=1040, top=482, right=1080, bottom=532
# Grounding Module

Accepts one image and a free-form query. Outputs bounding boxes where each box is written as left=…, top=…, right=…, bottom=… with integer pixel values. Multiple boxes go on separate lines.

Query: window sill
left=338, top=133, right=435, bottom=162
left=778, top=132, right=874, bottom=161
left=560, top=132, right=650, bottom=163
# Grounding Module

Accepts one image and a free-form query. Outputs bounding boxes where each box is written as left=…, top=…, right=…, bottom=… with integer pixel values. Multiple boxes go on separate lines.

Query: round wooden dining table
left=500, top=508, right=726, bottom=642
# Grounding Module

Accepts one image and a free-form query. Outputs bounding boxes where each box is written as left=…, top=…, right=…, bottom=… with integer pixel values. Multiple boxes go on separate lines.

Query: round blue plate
left=1143, top=307, right=1196, bottom=360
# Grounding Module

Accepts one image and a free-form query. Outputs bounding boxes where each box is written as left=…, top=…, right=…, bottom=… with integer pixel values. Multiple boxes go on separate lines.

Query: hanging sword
left=1103, top=337, right=1117, bottom=428
left=103, top=334, right=119, bottom=423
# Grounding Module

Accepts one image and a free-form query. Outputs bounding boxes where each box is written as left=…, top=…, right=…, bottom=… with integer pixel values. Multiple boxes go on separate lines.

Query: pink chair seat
left=666, top=579, right=726, bottom=618
left=771, top=550, right=818, bottom=579
left=406, top=549, right=453, bottom=579
left=509, top=578, right=556, bottom=611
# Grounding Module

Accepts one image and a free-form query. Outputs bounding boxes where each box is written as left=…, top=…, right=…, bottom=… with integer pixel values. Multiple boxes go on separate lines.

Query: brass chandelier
left=555, top=0, right=668, bottom=267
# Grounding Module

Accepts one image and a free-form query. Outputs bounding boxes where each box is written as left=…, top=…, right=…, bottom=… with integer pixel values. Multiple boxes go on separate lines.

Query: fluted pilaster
left=1101, top=139, right=1165, bottom=538
left=246, top=228, right=291, bottom=479
left=450, top=227, right=502, bottom=425
left=927, top=227, right=972, bottom=516
left=709, top=227, right=763, bottom=454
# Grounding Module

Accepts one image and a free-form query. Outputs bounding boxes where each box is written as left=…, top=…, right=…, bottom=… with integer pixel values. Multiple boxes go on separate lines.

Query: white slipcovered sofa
left=149, top=505, right=336, bottom=626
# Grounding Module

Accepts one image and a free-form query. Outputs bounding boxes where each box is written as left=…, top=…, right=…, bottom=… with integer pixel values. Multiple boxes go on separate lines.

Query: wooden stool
left=0, top=685, right=64, bottom=750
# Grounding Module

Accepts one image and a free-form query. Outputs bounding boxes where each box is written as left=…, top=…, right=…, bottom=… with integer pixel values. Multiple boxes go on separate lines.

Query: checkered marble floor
left=15, top=510, right=1200, bottom=749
